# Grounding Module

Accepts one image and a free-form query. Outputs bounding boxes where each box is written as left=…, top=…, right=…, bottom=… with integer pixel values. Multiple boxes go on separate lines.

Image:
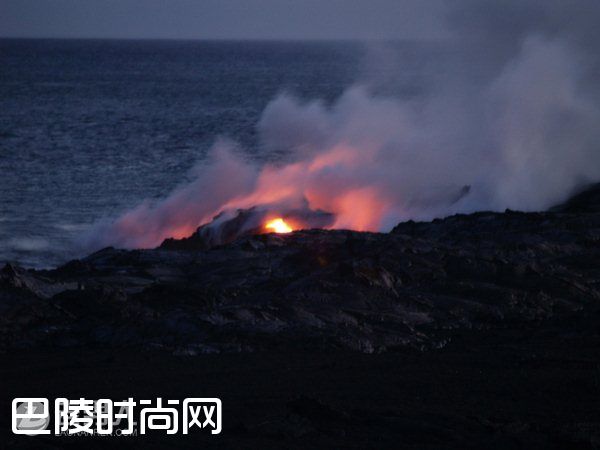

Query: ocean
left=0, top=39, right=447, bottom=268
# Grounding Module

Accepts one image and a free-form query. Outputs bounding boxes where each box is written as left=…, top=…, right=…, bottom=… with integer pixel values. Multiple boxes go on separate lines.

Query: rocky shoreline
left=2, top=185, right=600, bottom=355
left=2, top=187, right=600, bottom=448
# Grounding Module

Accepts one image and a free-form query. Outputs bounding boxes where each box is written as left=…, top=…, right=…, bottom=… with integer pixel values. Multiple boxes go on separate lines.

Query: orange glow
left=265, top=218, right=293, bottom=233
left=108, top=142, right=398, bottom=249
left=216, top=143, right=391, bottom=234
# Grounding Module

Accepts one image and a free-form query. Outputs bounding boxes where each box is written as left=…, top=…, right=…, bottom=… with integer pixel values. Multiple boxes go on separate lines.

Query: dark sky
left=0, top=0, right=449, bottom=40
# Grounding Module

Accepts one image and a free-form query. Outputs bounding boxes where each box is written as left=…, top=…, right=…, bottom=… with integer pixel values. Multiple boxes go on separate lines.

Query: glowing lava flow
left=265, top=218, right=293, bottom=233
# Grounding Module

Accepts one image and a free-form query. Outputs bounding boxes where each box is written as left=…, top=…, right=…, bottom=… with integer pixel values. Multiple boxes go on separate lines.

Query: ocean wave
left=6, top=237, right=51, bottom=252
left=53, top=223, right=90, bottom=232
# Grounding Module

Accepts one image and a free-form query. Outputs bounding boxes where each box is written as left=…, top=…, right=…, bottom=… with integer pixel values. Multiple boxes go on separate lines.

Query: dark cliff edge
left=2, top=186, right=600, bottom=448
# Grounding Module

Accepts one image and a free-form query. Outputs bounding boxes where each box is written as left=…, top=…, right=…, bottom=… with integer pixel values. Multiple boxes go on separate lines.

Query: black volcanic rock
left=550, top=182, right=600, bottom=213
left=2, top=186, right=600, bottom=354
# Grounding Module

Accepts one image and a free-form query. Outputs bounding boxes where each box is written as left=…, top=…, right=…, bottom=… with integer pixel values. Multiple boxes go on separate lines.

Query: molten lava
left=264, top=218, right=293, bottom=234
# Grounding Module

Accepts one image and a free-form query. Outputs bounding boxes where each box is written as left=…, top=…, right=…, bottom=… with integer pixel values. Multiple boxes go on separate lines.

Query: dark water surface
left=0, top=39, right=447, bottom=267
left=0, top=39, right=364, bottom=267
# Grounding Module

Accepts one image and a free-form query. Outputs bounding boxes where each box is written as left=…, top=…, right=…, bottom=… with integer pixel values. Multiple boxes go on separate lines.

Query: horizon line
left=0, top=35, right=448, bottom=43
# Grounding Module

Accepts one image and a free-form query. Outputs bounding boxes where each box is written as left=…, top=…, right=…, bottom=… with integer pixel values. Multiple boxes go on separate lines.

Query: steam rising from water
left=87, top=3, right=600, bottom=250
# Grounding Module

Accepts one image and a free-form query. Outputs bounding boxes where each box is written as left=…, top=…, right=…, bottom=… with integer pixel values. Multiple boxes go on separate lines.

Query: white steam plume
left=86, top=3, right=600, bottom=250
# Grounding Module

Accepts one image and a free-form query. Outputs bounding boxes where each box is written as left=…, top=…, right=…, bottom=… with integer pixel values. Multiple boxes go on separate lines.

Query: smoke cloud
left=87, top=0, right=600, bottom=250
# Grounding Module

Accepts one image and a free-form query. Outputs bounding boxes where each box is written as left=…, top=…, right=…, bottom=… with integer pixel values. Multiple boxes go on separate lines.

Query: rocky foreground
left=2, top=185, right=600, bottom=355
left=2, top=187, right=600, bottom=448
